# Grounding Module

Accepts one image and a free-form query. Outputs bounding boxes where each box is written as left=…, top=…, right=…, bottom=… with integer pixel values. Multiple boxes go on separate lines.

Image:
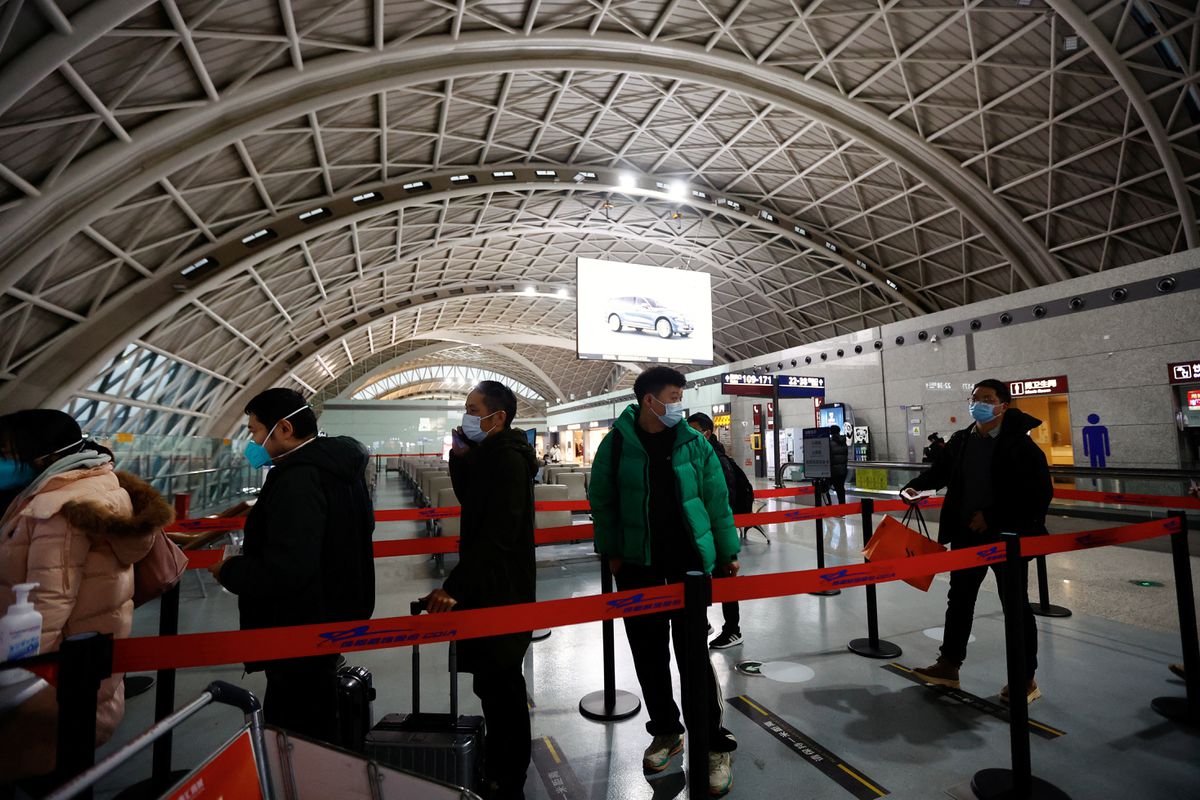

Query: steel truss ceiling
left=0, top=0, right=1195, bottom=436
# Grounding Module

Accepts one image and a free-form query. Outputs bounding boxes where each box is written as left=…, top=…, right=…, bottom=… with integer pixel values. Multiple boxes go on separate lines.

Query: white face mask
left=650, top=394, right=685, bottom=427
left=461, top=410, right=501, bottom=443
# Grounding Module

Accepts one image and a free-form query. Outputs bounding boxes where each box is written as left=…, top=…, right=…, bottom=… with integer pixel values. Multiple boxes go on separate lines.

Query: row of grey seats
left=395, top=457, right=587, bottom=537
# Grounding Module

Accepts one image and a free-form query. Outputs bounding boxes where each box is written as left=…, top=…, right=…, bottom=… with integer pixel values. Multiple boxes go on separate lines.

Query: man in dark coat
left=828, top=424, right=849, bottom=504
left=900, top=379, right=1052, bottom=704
left=423, top=380, right=537, bottom=800
left=212, top=388, right=376, bottom=743
left=688, top=412, right=751, bottom=650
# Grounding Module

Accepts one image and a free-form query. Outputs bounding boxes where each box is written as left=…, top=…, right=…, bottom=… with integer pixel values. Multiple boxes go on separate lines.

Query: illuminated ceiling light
left=618, top=172, right=637, bottom=190
left=523, top=286, right=536, bottom=296
left=668, top=181, right=687, bottom=201
left=556, top=287, right=569, bottom=298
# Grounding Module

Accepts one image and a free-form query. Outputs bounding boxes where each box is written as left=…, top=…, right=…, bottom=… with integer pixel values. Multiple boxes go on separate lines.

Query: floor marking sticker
left=531, top=735, right=587, bottom=799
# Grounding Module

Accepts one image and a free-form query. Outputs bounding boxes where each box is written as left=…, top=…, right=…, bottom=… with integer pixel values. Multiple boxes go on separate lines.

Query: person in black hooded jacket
left=211, top=388, right=375, bottom=743
left=423, top=381, right=537, bottom=800
left=900, top=379, right=1052, bottom=705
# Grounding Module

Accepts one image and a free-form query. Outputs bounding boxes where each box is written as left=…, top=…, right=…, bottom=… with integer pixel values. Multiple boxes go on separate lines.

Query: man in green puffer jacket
left=589, top=366, right=740, bottom=798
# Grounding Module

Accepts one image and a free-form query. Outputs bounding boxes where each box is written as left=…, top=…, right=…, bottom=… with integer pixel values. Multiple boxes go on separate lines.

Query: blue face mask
left=461, top=410, right=501, bottom=443
left=243, top=406, right=308, bottom=468
left=969, top=401, right=999, bottom=424
left=0, top=459, right=36, bottom=491
left=651, top=395, right=685, bottom=428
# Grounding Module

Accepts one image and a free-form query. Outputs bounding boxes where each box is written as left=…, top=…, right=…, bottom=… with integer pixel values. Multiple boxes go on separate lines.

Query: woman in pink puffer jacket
left=0, top=410, right=172, bottom=784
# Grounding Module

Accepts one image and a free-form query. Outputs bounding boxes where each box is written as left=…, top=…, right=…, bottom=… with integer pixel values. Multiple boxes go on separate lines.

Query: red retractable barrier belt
left=1021, top=517, right=1182, bottom=558
left=732, top=501, right=861, bottom=528
left=1053, top=488, right=1200, bottom=510
left=110, top=585, right=684, bottom=674
left=872, top=496, right=945, bottom=513
left=712, top=544, right=1006, bottom=604
left=166, top=518, right=247, bottom=534
left=99, top=513, right=1187, bottom=675
left=753, top=486, right=814, bottom=498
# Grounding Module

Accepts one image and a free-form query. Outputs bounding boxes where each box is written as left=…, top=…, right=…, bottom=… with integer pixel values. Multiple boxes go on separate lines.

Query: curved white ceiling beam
left=0, top=0, right=155, bottom=118
left=338, top=339, right=566, bottom=402
left=1, top=178, right=861, bottom=412
left=206, top=288, right=575, bottom=433
left=1043, top=0, right=1196, bottom=249
left=0, top=33, right=1062, bottom=302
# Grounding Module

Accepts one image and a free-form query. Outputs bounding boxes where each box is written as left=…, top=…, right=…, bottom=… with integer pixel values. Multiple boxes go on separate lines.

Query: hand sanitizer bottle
left=0, top=583, right=42, bottom=663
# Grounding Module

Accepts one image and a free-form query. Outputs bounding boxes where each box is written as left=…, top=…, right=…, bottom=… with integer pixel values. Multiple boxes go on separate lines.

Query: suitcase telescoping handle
left=409, top=598, right=459, bottom=719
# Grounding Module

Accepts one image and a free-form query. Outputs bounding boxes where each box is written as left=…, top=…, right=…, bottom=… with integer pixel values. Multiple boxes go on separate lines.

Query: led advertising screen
left=576, top=258, right=713, bottom=365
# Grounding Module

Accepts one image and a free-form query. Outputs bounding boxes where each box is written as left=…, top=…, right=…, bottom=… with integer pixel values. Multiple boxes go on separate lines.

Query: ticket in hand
left=222, top=544, right=243, bottom=559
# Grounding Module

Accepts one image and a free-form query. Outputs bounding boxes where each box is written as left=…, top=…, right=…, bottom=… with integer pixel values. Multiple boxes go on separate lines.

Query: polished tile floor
left=90, top=475, right=1199, bottom=799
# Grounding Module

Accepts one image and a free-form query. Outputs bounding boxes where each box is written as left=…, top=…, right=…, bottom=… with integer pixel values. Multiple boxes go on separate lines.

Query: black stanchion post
left=151, top=584, right=181, bottom=788
left=682, top=571, right=711, bottom=800
left=1029, top=556, right=1071, bottom=618
left=808, top=484, right=839, bottom=597
left=1152, top=511, right=1199, bottom=725
left=55, top=632, right=113, bottom=798
left=579, top=556, right=642, bottom=721
left=972, top=534, right=1069, bottom=800
left=849, top=498, right=902, bottom=659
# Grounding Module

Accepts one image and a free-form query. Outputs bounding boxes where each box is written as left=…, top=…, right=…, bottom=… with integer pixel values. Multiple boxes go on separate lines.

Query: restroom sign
left=1009, top=375, right=1069, bottom=397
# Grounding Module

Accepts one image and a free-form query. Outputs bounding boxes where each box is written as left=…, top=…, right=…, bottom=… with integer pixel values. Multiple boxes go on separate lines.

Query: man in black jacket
left=901, top=379, right=1052, bottom=704
left=211, top=388, right=376, bottom=742
left=688, top=412, right=749, bottom=650
left=423, top=381, right=537, bottom=800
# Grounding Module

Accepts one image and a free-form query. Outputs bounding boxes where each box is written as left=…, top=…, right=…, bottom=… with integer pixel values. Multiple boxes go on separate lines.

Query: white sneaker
left=642, top=734, right=683, bottom=772
left=708, top=751, right=733, bottom=797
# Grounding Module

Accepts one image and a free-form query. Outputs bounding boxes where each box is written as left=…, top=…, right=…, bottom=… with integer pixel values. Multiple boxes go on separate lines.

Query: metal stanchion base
left=848, top=638, right=902, bottom=659
left=1151, top=696, right=1199, bottom=725
left=970, top=768, right=1071, bottom=799
left=579, top=690, right=641, bottom=722
left=808, top=589, right=841, bottom=597
left=532, top=629, right=552, bottom=641
left=1030, top=604, right=1072, bottom=618
left=123, top=675, right=156, bottom=698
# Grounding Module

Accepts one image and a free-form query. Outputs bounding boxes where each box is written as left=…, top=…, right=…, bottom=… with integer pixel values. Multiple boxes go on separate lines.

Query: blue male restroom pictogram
left=1081, top=414, right=1110, bottom=468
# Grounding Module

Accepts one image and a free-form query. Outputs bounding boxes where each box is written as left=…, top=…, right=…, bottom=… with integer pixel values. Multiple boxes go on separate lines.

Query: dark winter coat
left=903, top=408, right=1052, bottom=545
left=219, top=436, right=376, bottom=671
left=709, top=437, right=753, bottom=515
left=829, top=435, right=849, bottom=479
left=443, top=427, right=538, bottom=673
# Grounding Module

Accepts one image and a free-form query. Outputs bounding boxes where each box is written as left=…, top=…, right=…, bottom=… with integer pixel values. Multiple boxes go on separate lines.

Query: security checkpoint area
left=3, top=2, right=1200, bottom=799
left=10, top=456, right=1193, bottom=800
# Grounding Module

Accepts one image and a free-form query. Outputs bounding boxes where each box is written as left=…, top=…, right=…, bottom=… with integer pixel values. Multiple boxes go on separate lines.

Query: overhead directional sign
left=777, top=375, right=826, bottom=399
left=722, top=373, right=826, bottom=398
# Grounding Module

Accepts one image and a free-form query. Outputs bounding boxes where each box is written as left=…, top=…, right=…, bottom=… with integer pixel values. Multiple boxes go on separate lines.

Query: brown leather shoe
left=1000, top=678, right=1041, bottom=705
left=912, top=660, right=961, bottom=689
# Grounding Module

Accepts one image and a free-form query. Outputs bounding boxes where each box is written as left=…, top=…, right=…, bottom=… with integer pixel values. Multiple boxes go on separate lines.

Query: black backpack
left=722, top=454, right=755, bottom=514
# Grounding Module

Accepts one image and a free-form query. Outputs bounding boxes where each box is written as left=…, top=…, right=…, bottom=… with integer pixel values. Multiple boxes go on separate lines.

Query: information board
left=802, top=428, right=831, bottom=479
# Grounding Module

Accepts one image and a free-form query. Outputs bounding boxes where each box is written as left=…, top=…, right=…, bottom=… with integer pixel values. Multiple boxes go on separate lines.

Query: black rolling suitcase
left=336, top=663, right=376, bottom=753
left=365, top=601, right=486, bottom=791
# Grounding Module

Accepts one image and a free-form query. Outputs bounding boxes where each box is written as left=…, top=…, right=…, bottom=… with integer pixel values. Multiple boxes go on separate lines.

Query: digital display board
left=576, top=258, right=713, bottom=364
left=721, top=373, right=826, bottom=398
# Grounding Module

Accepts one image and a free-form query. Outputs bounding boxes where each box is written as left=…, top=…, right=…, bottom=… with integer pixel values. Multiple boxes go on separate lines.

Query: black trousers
left=720, top=601, right=740, bottom=634
left=940, top=545, right=1038, bottom=678
left=263, top=655, right=339, bottom=743
left=830, top=474, right=847, bottom=505
left=615, top=564, right=736, bottom=752
left=473, top=668, right=531, bottom=799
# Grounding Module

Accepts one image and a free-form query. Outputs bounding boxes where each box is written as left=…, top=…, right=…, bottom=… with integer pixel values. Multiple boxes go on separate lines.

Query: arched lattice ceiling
left=0, top=0, right=1196, bottom=436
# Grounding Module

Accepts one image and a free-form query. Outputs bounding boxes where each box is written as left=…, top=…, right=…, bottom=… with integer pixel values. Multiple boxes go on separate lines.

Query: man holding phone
left=421, top=381, right=537, bottom=800
left=900, top=379, right=1052, bottom=704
